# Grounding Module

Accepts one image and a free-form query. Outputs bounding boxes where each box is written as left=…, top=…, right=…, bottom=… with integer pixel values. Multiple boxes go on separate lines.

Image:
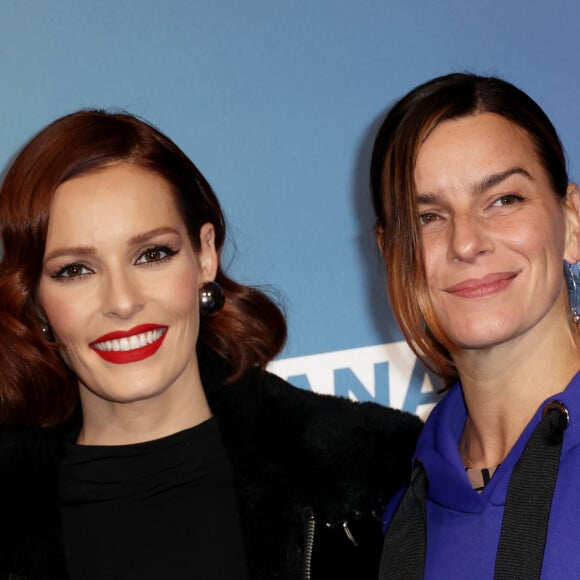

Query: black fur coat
left=0, top=357, right=422, bottom=580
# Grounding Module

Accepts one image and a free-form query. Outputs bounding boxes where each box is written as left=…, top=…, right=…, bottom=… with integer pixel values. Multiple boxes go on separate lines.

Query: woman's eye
left=135, top=245, right=178, bottom=265
left=419, top=212, right=440, bottom=225
left=492, top=194, right=523, bottom=207
left=52, top=263, right=92, bottom=279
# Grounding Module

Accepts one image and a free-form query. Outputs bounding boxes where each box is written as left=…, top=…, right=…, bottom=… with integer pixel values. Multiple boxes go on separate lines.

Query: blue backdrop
left=2, top=0, right=579, bottom=415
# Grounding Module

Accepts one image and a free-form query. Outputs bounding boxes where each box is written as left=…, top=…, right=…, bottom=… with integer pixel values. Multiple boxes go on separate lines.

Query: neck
left=455, top=313, right=580, bottom=468
left=77, top=368, right=212, bottom=446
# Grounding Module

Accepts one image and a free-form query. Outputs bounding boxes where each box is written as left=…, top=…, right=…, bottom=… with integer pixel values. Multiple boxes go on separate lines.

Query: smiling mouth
left=90, top=325, right=168, bottom=364
left=444, top=272, right=518, bottom=298
left=92, top=328, right=166, bottom=352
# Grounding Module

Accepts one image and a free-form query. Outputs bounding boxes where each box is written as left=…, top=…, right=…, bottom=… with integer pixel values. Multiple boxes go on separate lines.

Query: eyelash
left=418, top=193, right=525, bottom=226
left=51, top=245, right=179, bottom=280
left=419, top=212, right=440, bottom=225
left=134, top=245, right=179, bottom=265
left=51, top=263, right=93, bottom=280
left=491, top=194, right=524, bottom=206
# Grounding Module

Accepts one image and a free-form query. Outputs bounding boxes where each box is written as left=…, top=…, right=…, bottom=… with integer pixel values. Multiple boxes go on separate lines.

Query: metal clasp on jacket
left=325, top=511, right=361, bottom=547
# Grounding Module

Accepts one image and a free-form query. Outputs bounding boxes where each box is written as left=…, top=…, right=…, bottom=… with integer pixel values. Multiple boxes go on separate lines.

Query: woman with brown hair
left=373, top=73, right=580, bottom=579
left=0, top=110, right=421, bottom=579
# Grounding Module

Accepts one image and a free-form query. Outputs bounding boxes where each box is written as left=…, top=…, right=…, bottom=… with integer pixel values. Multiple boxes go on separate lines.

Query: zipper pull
left=325, top=519, right=359, bottom=547
left=342, top=521, right=358, bottom=547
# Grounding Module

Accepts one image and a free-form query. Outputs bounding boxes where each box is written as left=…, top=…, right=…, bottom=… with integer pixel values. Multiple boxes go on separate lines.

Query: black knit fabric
left=60, top=418, right=249, bottom=580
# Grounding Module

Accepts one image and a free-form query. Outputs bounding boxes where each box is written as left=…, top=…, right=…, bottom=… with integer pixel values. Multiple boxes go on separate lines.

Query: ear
left=197, top=223, right=219, bottom=282
left=563, top=183, right=580, bottom=264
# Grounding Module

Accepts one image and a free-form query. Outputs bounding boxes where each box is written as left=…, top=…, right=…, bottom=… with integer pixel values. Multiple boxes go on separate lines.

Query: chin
left=80, top=372, right=173, bottom=405
left=99, top=386, right=168, bottom=405
left=453, top=329, right=520, bottom=351
left=447, top=321, right=517, bottom=351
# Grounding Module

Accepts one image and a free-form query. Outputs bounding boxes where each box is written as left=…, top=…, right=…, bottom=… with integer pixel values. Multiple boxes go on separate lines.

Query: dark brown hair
left=0, top=110, right=287, bottom=426
left=370, top=73, right=568, bottom=383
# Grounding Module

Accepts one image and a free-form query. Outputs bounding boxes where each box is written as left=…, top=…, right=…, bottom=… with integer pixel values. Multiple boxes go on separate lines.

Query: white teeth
left=92, top=328, right=165, bottom=352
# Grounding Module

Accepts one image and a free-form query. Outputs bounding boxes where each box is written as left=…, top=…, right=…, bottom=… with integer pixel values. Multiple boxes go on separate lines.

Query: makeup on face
left=90, top=324, right=168, bottom=364
left=37, top=164, right=217, bottom=409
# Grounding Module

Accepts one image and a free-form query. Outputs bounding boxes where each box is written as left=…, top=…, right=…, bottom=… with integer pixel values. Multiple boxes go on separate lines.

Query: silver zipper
left=303, top=507, right=315, bottom=580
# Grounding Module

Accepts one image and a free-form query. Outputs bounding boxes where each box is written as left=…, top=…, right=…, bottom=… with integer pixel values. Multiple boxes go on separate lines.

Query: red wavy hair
left=0, top=110, right=287, bottom=426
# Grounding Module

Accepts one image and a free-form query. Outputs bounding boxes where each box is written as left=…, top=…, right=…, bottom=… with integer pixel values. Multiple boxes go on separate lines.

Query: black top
left=59, top=417, right=249, bottom=580
left=0, top=359, right=423, bottom=579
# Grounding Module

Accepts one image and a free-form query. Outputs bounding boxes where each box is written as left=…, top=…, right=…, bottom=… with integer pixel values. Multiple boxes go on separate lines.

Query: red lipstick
left=89, top=324, right=168, bottom=364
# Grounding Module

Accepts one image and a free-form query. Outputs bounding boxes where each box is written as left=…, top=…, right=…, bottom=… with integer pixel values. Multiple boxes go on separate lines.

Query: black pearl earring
left=41, top=323, right=54, bottom=340
left=199, top=281, right=225, bottom=315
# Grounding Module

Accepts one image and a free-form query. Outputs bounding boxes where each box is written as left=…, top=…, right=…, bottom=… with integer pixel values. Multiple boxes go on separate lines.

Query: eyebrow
left=43, top=226, right=181, bottom=263
left=415, top=166, right=535, bottom=204
left=128, top=226, right=181, bottom=245
left=43, top=245, right=96, bottom=263
left=472, top=166, right=534, bottom=194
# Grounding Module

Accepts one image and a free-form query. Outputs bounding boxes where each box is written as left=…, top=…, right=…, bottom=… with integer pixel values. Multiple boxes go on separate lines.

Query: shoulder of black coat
left=207, top=368, right=423, bottom=520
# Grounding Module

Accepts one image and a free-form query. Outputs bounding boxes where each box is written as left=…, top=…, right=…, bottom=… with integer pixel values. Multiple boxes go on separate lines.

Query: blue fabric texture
left=383, top=371, right=580, bottom=579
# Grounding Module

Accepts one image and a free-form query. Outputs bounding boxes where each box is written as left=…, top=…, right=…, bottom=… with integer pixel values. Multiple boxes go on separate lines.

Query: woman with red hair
left=0, top=110, right=421, bottom=579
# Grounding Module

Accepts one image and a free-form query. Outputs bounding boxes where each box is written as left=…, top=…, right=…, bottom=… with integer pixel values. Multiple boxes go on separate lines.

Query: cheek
left=37, top=289, right=88, bottom=374
left=163, top=267, right=201, bottom=321
left=513, top=213, right=566, bottom=265
left=422, top=240, right=444, bottom=289
left=37, top=286, right=85, bottom=342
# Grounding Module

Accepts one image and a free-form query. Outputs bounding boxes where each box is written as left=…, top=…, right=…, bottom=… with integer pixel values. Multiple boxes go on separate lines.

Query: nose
left=101, top=269, right=144, bottom=320
left=447, top=214, right=492, bottom=263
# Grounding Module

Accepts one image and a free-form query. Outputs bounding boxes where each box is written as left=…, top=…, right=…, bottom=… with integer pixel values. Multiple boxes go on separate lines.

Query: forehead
left=45, top=164, right=186, bottom=248
left=414, top=113, right=542, bottom=187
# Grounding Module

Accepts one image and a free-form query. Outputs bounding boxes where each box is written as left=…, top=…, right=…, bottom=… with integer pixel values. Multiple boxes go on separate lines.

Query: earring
left=199, top=281, right=225, bottom=315
left=41, top=323, right=54, bottom=340
left=567, top=263, right=580, bottom=323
